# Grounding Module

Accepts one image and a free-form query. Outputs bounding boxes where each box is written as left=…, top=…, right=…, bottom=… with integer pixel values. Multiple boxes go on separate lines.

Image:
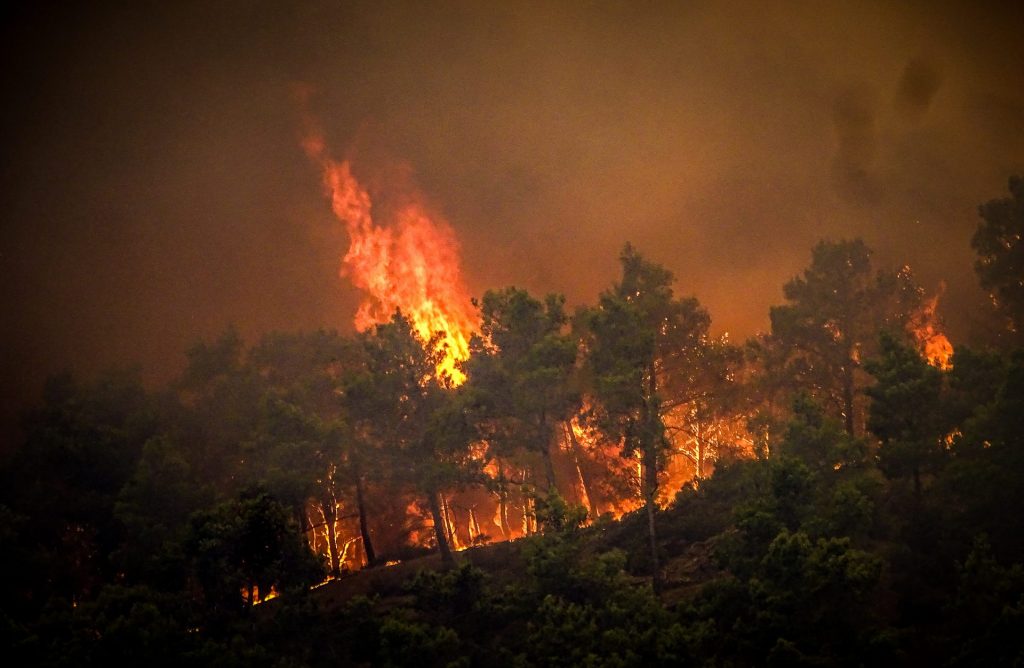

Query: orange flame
left=910, top=285, right=954, bottom=370
left=300, top=123, right=476, bottom=383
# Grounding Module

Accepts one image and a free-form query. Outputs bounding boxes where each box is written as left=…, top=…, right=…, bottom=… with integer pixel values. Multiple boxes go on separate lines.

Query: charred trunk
left=642, top=437, right=661, bottom=592
left=354, top=474, right=376, bottom=566
left=540, top=445, right=558, bottom=493
left=538, top=412, right=557, bottom=492
left=427, top=489, right=454, bottom=567
left=695, top=421, right=705, bottom=479
left=643, top=360, right=662, bottom=591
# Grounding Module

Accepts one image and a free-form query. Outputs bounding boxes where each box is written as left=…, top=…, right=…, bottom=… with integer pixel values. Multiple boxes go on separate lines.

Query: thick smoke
left=1, top=0, right=1022, bottom=443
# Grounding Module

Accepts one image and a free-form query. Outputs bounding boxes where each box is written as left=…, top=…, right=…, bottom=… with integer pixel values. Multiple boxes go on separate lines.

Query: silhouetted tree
left=3, top=369, right=158, bottom=604
left=247, top=330, right=373, bottom=573
left=972, top=175, right=1024, bottom=341
left=346, top=313, right=479, bottom=566
left=578, top=243, right=712, bottom=588
left=865, top=332, right=949, bottom=496
left=186, top=488, right=323, bottom=610
left=464, top=287, right=579, bottom=495
left=769, top=239, right=922, bottom=436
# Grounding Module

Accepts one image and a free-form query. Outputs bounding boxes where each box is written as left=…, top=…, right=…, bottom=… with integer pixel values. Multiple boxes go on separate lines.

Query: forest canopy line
left=2, top=177, right=1024, bottom=665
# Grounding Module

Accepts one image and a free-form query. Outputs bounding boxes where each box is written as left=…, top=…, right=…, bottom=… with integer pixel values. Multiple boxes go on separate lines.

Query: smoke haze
left=2, top=0, right=1022, bottom=441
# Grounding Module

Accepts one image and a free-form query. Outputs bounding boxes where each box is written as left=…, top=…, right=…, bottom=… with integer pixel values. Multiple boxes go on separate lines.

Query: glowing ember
left=300, top=121, right=476, bottom=383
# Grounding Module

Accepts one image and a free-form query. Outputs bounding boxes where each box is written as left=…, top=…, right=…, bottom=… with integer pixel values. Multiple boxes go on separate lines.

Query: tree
left=186, top=488, right=324, bottom=610
left=345, top=312, right=479, bottom=566
left=577, top=243, right=712, bottom=587
left=769, top=239, right=922, bottom=436
left=972, top=175, right=1024, bottom=340
left=665, top=336, right=746, bottom=480
left=247, top=330, right=375, bottom=574
left=174, top=327, right=265, bottom=491
left=2, top=369, right=158, bottom=605
left=464, top=287, right=579, bottom=497
left=113, top=435, right=209, bottom=589
left=945, top=351, right=1024, bottom=559
left=865, top=332, right=949, bottom=496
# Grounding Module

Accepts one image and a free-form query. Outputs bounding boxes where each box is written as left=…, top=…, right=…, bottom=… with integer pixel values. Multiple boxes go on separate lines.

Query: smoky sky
left=2, top=0, right=1023, bottom=442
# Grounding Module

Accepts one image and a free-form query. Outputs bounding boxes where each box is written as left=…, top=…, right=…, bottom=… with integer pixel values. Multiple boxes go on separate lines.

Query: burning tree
left=242, top=330, right=378, bottom=576
left=345, top=312, right=481, bottom=566
left=768, top=239, right=925, bottom=436
left=464, top=287, right=580, bottom=514
left=577, top=244, right=713, bottom=588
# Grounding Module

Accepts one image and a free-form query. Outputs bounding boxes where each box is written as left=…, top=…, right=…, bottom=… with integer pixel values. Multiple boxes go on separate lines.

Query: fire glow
left=910, top=286, right=955, bottom=370
left=294, top=118, right=957, bottom=577
left=301, top=130, right=476, bottom=384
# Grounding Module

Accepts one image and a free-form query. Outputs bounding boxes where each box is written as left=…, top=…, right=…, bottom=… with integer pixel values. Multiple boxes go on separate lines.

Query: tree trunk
left=643, top=361, right=662, bottom=591
left=523, top=466, right=535, bottom=535
left=441, top=493, right=460, bottom=550
left=695, top=421, right=705, bottom=479
left=565, top=420, right=600, bottom=519
left=540, top=445, right=558, bottom=493
left=321, top=495, right=341, bottom=578
left=354, top=474, right=376, bottom=567
left=842, top=363, right=856, bottom=436
left=496, top=460, right=510, bottom=539
left=538, top=411, right=557, bottom=492
left=427, top=490, right=454, bottom=567
left=642, top=438, right=661, bottom=592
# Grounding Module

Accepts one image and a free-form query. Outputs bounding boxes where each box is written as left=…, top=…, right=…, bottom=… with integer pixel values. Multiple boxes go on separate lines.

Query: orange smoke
left=300, top=124, right=476, bottom=383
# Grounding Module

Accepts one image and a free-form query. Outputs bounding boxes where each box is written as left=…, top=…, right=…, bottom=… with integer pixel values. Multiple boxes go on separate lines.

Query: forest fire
left=7, top=2, right=1024, bottom=663
left=301, top=127, right=477, bottom=384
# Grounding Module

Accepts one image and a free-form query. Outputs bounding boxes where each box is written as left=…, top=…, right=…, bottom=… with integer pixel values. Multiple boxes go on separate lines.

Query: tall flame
left=910, top=284, right=954, bottom=370
left=301, top=127, right=476, bottom=383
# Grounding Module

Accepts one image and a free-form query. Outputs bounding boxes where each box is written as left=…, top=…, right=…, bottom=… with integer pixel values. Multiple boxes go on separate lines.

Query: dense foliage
left=2, top=179, right=1023, bottom=665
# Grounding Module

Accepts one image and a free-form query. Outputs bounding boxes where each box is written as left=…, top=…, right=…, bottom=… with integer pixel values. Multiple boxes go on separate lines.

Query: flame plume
left=301, top=130, right=476, bottom=383
left=910, top=284, right=954, bottom=370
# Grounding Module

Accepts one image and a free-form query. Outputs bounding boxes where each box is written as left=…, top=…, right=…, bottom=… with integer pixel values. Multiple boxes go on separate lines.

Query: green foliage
left=2, top=368, right=158, bottom=604
left=769, top=239, right=923, bottom=435
left=465, top=287, right=578, bottom=489
left=947, top=535, right=1024, bottom=665
left=972, top=175, right=1024, bottom=338
left=579, top=244, right=712, bottom=458
left=534, top=490, right=588, bottom=534
left=866, top=331, right=949, bottom=493
left=407, top=563, right=486, bottom=612
left=941, top=351, right=1024, bottom=559
left=5, top=226, right=1024, bottom=666
left=186, top=489, right=324, bottom=611
left=113, top=435, right=208, bottom=589
left=779, top=393, right=866, bottom=471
